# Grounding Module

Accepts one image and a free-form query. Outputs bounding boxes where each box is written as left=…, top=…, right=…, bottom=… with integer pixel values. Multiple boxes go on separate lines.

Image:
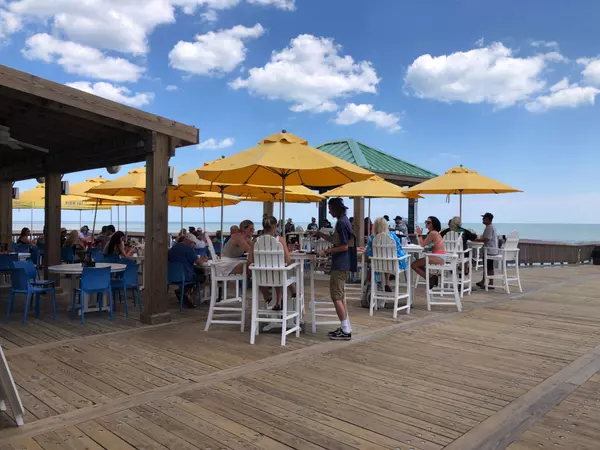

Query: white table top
left=48, top=263, right=126, bottom=274
left=291, top=251, right=317, bottom=260
left=468, top=241, right=484, bottom=247
left=403, top=244, right=424, bottom=253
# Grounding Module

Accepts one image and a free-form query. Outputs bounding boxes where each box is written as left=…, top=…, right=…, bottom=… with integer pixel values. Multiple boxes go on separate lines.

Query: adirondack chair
left=369, top=233, right=412, bottom=318
left=484, top=231, right=522, bottom=293
left=249, top=235, right=300, bottom=346
left=443, top=231, right=472, bottom=297
left=426, top=253, right=462, bottom=312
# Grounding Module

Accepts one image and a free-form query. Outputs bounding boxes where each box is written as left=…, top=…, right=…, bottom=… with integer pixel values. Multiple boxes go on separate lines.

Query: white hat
left=184, top=233, right=200, bottom=246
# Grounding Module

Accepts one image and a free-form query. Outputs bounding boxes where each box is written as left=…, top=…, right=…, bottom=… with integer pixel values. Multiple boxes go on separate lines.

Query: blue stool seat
left=72, top=267, right=114, bottom=324
left=6, top=261, right=57, bottom=324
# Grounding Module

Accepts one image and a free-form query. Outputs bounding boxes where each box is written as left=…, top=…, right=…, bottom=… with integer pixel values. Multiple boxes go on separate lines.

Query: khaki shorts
left=330, top=270, right=348, bottom=301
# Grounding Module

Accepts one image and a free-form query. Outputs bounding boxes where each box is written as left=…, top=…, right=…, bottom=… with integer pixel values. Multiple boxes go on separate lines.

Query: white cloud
left=247, top=0, right=295, bottom=10
left=169, top=24, right=264, bottom=75
left=22, top=33, right=144, bottom=82
left=165, top=84, right=178, bottom=91
left=197, top=137, right=235, bottom=150
left=10, top=0, right=176, bottom=55
left=404, top=42, right=552, bottom=108
left=439, top=152, right=460, bottom=159
left=531, top=40, right=559, bottom=50
left=334, top=103, right=401, bottom=132
left=0, top=7, right=21, bottom=39
left=231, top=34, right=380, bottom=113
left=475, top=37, right=484, bottom=47
left=66, top=81, right=154, bottom=107
left=578, top=57, right=600, bottom=86
left=525, top=78, right=600, bottom=113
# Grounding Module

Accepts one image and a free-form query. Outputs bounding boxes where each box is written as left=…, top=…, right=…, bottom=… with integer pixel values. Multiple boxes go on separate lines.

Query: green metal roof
left=317, top=138, right=437, bottom=180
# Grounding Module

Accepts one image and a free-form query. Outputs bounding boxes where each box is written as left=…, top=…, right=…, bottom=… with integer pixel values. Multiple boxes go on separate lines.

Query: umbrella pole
left=125, top=205, right=128, bottom=238
left=79, top=210, right=82, bottom=228
left=459, top=191, right=463, bottom=220
left=117, top=206, right=120, bottom=230
left=282, top=177, right=287, bottom=237
left=220, top=187, right=224, bottom=256
left=110, top=207, right=112, bottom=225
left=180, top=198, right=184, bottom=231
left=30, top=208, right=33, bottom=233
left=92, top=199, right=99, bottom=237
left=203, top=207, right=206, bottom=233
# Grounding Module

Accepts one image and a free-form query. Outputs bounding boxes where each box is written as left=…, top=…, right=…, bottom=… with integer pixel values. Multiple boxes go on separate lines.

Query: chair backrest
left=80, top=267, right=111, bottom=291
left=10, top=267, right=30, bottom=291
left=119, top=258, right=137, bottom=266
left=0, top=253, right=18, bottom=271
left=61, top=247, right=75, bottom=263
left=14, top=244, right=31, bottom=254
left=90, top=248, right=103, bottom=261
left=103, top=254, right=120, bottom=264
left=167, top=262, right=185, bottom=284
left=315, top=238, right=333, bottom=254
left=443, top=231, right=464, bottom=254
left=253, top=235, right=286, bottom=286
left=503, top=231, right=520, bottom=261
left=12, top=260, right=37, bottom=280
left=204, top=233, right=218, bottom=260
left=122, top=264, right=139, bottom=286
left=371, top=233, right=400, bottom=275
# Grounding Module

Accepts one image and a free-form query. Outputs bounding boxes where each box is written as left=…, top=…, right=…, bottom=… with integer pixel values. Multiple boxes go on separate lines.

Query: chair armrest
left=249, top=262, right=300, bottom=271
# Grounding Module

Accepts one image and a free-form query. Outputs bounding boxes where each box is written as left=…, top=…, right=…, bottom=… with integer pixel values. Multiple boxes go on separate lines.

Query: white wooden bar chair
left=426, top=253, right=462, bottom=312
left=370, top=233, right=411, bottom=318
left=471, top=243, right=484, bottom=271
left=204, top=259, right=247, bottom=332
left=484, top=231, right=522, bottom=294
left=443, top=231, right=472, bottom=297
left=250, top=236, right=301, bottom=346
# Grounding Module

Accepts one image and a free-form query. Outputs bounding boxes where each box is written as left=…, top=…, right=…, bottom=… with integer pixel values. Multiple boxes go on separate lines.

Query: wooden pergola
left=0, top=64, right=199, bottom=325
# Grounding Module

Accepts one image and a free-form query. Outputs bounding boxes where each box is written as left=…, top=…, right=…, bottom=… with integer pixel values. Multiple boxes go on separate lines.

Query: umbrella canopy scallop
left=322, top=176, right=421, bottom=199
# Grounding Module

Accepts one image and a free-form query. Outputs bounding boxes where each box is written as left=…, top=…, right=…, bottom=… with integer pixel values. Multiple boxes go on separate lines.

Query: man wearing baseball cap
left=475, top=212, right=498, bottom=289
left=313, top=197, right=354, bottom=340
left=168, top=233, right=208, bottom=308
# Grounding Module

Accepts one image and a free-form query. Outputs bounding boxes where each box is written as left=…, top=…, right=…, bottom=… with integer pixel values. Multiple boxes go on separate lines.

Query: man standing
left=393, top=216, right=408, bottom=236
left=315, top=198, right=353, bottom=340
left=307, top=217, right=318, bottom=231
left=79, top=226, right=92, bottom=242
left=475, top=212, right=498, bottom=289
left=168, top=233, right=208, bottom=308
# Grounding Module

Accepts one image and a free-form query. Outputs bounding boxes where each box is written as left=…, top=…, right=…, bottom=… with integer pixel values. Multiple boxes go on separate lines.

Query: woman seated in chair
left=104, top=231, right=134, bottom=258
left=412, top=216, right=445, bottom=289
left=441, top=216, right=477, bottom=248
left=248, top=215, right=292, bottom=311
left=16, top=227, right=32, bottom=245
left=366, top=217, right=407, bottom=292
left=64, top=230, right=85, bottom=261
left=215, top=220, right=255, bottom=278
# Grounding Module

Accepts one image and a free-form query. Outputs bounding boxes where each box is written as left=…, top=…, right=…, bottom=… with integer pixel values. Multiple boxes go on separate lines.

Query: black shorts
left=487, top=259, right=494, bottom=271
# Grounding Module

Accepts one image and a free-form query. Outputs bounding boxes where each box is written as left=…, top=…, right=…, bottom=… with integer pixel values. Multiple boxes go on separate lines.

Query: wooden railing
left=518, top=240, right=598, bottom=265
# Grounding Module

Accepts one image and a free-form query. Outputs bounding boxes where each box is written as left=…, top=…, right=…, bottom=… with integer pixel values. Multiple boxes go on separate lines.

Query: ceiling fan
left=0, top=125, right=49, bottom=153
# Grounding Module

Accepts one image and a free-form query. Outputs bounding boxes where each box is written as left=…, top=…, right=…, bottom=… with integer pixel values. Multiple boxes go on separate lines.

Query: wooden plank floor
left=0, top=264, right=598, bottom=449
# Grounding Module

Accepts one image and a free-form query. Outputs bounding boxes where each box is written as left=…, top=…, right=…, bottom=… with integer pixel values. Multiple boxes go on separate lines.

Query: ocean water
left=12, top=220, right=600, bottom=243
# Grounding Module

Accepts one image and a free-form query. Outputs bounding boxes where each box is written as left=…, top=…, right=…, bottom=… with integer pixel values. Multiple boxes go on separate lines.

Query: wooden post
left=44, top=173, right=61, bottom=283
left=262, top=201, right=274, bottom=218
left=408, top=198, right=418, bottom=234
left=0, top=182, right=12, bottom=250
left=353, top=197, right=365, bottom=247
left=318, top=198, right=327, bottom=228
left=141, top=132, right=171, bottom=325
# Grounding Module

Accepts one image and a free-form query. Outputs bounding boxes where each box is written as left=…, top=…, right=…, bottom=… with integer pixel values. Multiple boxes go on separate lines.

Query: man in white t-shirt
left=475, top=212, right=498, bottom=289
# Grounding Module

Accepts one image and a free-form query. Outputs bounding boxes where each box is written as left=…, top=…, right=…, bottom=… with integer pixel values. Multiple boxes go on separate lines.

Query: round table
left=48, top=263, right=126, bottom=315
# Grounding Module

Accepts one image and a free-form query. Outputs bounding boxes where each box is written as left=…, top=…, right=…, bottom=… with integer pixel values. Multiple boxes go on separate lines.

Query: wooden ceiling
left=0, top=65, right=199, bottom=182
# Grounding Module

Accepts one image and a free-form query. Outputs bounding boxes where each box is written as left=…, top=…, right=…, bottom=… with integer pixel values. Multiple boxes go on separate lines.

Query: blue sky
left=2, top=0, right=600, bottom=227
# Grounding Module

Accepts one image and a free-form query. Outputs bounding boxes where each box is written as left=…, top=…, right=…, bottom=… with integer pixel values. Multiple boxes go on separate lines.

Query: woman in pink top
left=413, top=216, right=444, bottom=288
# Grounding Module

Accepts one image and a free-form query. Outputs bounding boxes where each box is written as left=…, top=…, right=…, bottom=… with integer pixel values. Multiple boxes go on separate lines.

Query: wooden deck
left=0, top=265, right=599, bottom=449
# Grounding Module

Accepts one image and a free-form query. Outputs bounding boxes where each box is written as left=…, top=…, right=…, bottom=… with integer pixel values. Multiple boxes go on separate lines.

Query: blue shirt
left=366, top=231, right=407, bottom=270
left=168, top=243, right=198, bottom=281
left=331, top=215, right=352, bottom=271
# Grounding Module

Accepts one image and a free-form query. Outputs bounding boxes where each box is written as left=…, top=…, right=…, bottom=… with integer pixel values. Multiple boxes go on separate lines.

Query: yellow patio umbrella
left=405, top=165, right=522, bottom=218
left=322, top=175, right=421, bottom=225
left=186, top=192, right=240, bottom=231
left=242, top=185, right=325, bottom=203
left=196, top=131, right=374, bottom=227
left=13, top=184, right=110, bottom=232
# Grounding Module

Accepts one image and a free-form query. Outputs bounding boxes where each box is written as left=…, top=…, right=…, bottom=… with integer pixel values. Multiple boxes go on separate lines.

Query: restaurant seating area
left=0, top=264, right=599, bottom=449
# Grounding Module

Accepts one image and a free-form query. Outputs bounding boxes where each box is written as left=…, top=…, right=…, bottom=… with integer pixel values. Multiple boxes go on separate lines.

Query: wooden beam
left=0, top=65, right=199, bottom=145
left=0, top=181, right=12, bottom=250
left=408, top=198, right=417, bottom=234
left=43, top=172, right=61, bottom=284
left=140, top=132, right=171, bottom=324
left=353, top=197, right=365, bottom=247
